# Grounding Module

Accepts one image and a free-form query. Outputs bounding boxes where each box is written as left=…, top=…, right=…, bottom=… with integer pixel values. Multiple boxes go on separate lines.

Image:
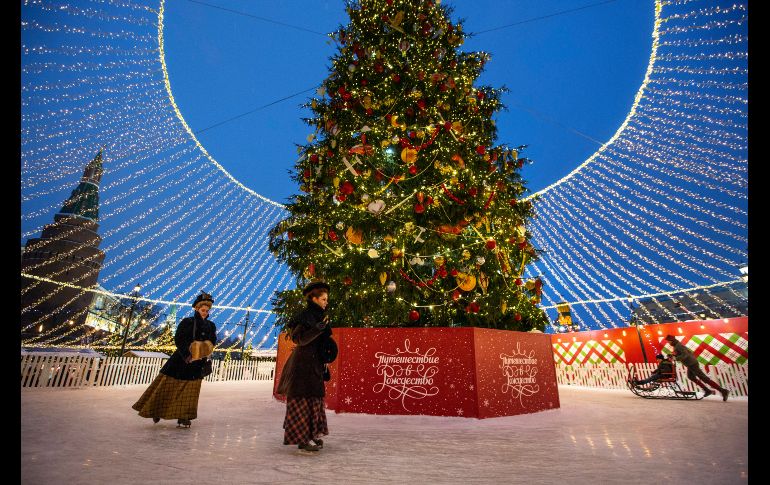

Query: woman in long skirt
left=276, top=281, right=331, bottom=452
left=132, top=292, right=217, bottom=428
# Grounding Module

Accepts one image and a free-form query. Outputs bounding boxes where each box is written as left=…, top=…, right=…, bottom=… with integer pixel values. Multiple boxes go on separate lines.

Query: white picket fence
left=21, top=355, right=748, bottom=397
left=555, top=362, right=749, bottom=397
left=20, top=355, right=276, bottom=389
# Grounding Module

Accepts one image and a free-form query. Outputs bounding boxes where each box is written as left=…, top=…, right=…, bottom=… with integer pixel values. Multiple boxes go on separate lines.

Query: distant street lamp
left=119, top=284, right=142, bottom=356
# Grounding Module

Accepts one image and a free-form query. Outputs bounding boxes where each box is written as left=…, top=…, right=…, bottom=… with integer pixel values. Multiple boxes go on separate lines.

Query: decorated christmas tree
left=269, top=0, right=547, bottom=331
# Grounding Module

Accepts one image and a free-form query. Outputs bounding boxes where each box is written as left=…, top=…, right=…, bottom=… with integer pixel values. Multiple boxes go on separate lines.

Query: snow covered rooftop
left=122, top=351, right=170, bottom=358
left=21, top=347, right=105, bottom=358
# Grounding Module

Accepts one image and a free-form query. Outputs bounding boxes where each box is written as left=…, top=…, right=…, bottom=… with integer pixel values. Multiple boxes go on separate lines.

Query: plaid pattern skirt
left=132, top=374, right=202, bottom=421
left=283, top=397, right=328, bottom=445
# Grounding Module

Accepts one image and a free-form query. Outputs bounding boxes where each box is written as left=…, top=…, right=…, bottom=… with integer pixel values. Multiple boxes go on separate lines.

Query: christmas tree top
left=270, top=0, right=547, bottom=331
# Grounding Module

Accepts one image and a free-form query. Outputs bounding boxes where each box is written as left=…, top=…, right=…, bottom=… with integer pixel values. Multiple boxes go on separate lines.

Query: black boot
left=177, top=419, right=191, bottom=428
left=152, top=417, right=160, bottom=423
left=298, top=442, right=320, bottom=452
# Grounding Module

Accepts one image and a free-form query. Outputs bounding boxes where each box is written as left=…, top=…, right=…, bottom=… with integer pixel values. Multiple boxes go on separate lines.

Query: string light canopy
left=522, top=0, right=747, bottom=331
left=21, top=0, right=747, bottom=348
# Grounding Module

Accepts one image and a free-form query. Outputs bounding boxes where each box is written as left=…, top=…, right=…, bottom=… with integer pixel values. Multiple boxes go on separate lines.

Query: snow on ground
left=22, top=381, right=747, bottom=484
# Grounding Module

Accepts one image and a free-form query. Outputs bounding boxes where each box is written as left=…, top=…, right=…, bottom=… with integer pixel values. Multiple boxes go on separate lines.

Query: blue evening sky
left=161, top=0, right=653, bottom=203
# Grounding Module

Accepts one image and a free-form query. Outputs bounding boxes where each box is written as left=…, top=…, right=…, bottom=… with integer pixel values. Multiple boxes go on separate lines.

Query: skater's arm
left=292, top=314, right=327, bottom=346
left=175, top=318, right=194, bottom=361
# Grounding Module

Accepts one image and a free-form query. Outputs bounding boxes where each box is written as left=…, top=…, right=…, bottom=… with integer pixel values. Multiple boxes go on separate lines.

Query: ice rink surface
left=22, top=381, right=748, bottom=484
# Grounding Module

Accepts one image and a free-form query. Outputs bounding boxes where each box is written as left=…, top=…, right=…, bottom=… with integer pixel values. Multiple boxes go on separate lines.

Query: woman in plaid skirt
left=277, top=281, right=332, bottom=453
left=132, top=292, right=218, bottom=428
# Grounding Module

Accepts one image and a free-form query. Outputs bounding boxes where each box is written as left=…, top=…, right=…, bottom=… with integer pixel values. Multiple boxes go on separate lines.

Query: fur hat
left=192, top=292, right=214, bottom=309
left=302, top=281, right=330, bottom=296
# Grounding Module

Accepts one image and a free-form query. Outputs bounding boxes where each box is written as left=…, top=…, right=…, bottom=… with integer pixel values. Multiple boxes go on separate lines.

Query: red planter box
left=274, top=327, right=560, bottom=418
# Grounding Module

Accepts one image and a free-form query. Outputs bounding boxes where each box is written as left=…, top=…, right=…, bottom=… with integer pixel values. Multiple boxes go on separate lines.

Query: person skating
left=664, top=335, right=729, bottom=400
left=132, top=292, right=218, bottom=427
left=276, top=281, right=332, bottom=453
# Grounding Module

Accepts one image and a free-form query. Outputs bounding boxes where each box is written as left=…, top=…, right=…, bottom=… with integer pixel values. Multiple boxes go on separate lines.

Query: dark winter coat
left=652, top=359, right=674, bottom=377
left=160, top=311, right=217, bottom=381
left=670, top=341, right=699, bottom=368
left=276, top=301, right=331, bottom=398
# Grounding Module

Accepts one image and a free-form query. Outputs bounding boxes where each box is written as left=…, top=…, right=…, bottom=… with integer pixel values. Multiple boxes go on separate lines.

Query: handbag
left=319, top=335, right=338, bottom=364
left=200, top=358, right=213, bottom=378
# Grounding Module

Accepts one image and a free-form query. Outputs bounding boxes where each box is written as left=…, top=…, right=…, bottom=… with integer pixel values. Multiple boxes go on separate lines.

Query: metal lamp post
left=119, top=284, right=142, bottom=356
left=628, top=295, right=649, bottom=363
left=240, top=307, right=251, bottom=360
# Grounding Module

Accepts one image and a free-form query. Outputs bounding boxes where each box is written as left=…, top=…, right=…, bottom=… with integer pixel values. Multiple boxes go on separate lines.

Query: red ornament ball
left=409, top=310, right=420, bottom=321
left=343, top=276, right=353, bottom=286
left=514, top=313, right=522, bottom=321
left=408, top=165, right=418, bottom=175
left=340, top=180, right=355, bottom=195
left=510, top=199, right=517, bottom=207
left=392, top=74, right=401, bottom=83
left=475, top=145, right=486, bottom=155
left=366, top=108, right=374, bottom=116
left=486, top=239, right=496, bottom=250
left=450, top=268, right=459, bottom=277
left=515, top=278, right=523, bottom=286
left=328, top=230, right=338, bottom=241
left=310, top=154, right=319, bottom=163
left=414, top=203, right=425, bottom=214
left=451, top=289, right=461, bottom=301
left=361, top=79, right=368, bottom=86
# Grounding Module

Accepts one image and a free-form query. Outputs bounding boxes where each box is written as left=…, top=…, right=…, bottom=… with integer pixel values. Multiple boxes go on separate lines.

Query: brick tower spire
left=21, top=149, right=107, bottom=340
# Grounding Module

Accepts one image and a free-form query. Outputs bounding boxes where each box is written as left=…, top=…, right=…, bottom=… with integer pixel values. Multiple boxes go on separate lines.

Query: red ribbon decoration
left=399, top=267, right=443, bottom=288
left=400, top=127, right=441, bottom=152
left=483, top=190, right=496, bottom=210
left=440, top=183, right=465, bottom=205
